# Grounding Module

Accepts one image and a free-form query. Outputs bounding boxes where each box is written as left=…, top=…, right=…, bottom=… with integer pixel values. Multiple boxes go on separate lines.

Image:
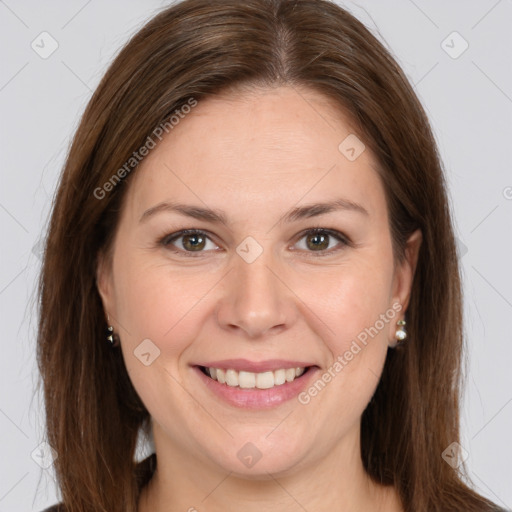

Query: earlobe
left=388, top=229, right=423, bottom=348
left=96, top=251, right=122, bottom=347
left=403, top=228, right=422, bottom=297
left=389, top=229, right=422, bottom=338
left=95, top=250, right=114, bottom=317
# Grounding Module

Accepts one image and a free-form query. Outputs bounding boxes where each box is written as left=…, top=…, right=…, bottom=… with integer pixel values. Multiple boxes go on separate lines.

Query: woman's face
left=97, top=86, right=421, bottom=477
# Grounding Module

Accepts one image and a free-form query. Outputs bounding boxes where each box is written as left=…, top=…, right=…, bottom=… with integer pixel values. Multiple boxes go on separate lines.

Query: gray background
left=0, top=0, right=511, bottom=510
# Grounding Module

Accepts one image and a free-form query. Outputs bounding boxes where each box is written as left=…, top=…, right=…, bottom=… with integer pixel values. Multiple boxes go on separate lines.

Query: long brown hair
left=36, top=1, right=503, bottom=511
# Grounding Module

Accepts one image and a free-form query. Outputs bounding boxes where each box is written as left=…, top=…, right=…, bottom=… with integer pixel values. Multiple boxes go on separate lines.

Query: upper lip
left=194, top=358, right=316, bottom=373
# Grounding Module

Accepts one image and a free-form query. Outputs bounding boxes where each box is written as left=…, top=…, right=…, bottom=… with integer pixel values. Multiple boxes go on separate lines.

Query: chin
left=202, top=428, right=310, bottom=478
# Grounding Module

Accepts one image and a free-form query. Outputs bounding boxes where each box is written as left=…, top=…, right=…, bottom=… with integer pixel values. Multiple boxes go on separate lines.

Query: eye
left=293, top=228, right=349, bottom=256
left=159, top=229, right=219, bottom=256
left=158, top=227, right=350, bottom=258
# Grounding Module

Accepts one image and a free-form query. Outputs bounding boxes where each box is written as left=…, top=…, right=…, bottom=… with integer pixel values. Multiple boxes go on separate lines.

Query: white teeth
left=204, top=366, right=307, bottom=389
left=285, top=368, right=295, bottom=382
left=256, top=371, right=274, bottom=389
left=216, top=368, right=226, bottom=384
left=274, top=368, right=286, bottom=385
left=238, top=371, right=256, bottom=388
left=225, top=369, right=238, bottom=387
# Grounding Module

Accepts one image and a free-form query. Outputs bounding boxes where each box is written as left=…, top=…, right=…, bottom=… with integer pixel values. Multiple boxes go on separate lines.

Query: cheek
left=111, top=252, right=204, bottom=357
left=112, top=255, right=207, bottom=421
left=298, top=257, right=394, bottom=347
left=297, top=258, right=394, bottom=402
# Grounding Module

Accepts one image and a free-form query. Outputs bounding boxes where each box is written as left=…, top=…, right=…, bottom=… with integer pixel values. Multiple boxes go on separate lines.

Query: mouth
left=193, top=360, right=319, bottom=409
left=198, top=365, right=313, bottom=389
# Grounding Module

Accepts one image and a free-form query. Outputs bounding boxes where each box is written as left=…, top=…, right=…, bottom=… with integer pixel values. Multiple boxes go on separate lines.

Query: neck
left=138, top=422, right=401, bottom=512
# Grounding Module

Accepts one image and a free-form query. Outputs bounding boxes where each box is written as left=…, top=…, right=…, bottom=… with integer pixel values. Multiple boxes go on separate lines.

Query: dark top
left=39, top=453, right=157, bottom=512
left=40, top=500, right=512, bottom=511
left=40, top=449, right=510, bottom=512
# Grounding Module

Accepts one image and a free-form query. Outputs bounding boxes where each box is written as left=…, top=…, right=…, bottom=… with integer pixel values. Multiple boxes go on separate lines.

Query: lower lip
left=193, top=366, right=318, bottom=409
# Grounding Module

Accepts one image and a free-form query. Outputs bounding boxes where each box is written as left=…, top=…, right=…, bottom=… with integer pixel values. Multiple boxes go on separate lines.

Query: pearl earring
left=106, top=315, right=120, bottom=348
left=395, top=319, right=407, bottom=345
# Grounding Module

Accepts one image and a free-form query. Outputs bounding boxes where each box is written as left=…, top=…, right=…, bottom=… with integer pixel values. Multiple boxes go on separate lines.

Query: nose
left=215, top=246, right=297, bottom=339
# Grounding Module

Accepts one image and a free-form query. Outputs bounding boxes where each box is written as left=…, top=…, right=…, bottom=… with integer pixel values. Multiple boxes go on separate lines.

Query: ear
left=388, top=229, right=422, bottom=343
left=96, top=249, right=116, bottom=325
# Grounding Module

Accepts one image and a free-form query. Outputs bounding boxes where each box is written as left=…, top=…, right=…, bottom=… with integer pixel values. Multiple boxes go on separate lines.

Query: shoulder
left=36, top=453, right=156, bottom=512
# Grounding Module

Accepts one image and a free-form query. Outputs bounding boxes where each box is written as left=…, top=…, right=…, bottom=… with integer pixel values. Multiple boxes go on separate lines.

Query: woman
left=37, top=0, right=506, bottom=511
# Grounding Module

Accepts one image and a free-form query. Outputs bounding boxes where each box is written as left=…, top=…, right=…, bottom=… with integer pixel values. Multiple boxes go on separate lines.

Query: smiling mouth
left=198, top=365, right=313, bottom=390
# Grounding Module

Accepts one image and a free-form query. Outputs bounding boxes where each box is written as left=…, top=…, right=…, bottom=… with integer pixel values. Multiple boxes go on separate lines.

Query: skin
left=97, top=85, right=421, bottom=512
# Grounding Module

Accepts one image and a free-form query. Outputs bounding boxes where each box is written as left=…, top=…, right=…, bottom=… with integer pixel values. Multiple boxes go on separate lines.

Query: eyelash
left=157, top=227, right=351, bottom=258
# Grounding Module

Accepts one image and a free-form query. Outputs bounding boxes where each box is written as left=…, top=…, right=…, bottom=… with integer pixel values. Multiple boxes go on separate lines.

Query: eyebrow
left=139, top=198, right=369, bottom=225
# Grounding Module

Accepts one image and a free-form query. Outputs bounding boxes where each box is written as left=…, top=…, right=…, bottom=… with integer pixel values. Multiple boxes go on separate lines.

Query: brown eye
left=294, top=228, right=348, bottom=255
left=181, top=232, right=206, bottom=251
left=305, top=232, right=330, bottom=251
left=161, top=230, right=218, bottom=255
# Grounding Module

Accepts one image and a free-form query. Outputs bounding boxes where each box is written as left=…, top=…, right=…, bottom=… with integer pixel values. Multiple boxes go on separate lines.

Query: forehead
left=124, top=86, right=386, bottom=222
